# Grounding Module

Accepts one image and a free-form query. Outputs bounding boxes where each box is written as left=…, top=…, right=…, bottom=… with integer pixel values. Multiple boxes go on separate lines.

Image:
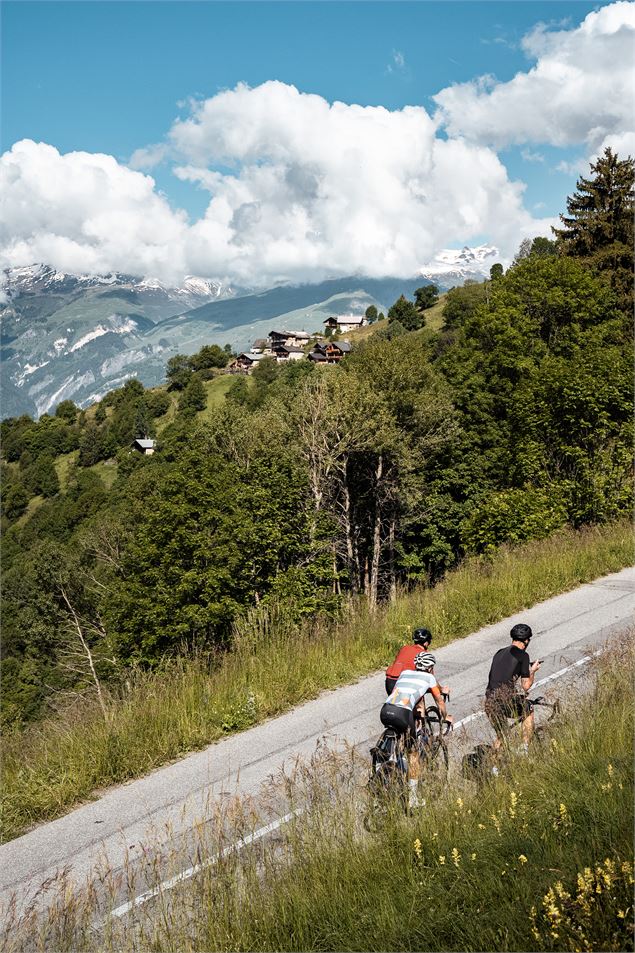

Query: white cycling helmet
left=415, top=652, right=435, bottom=672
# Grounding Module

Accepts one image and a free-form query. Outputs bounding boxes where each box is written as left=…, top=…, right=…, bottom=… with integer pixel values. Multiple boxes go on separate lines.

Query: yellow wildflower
left=471, top=853, right=477, bottom=861
left=509, top=791, right=518, bottom=818
left=439, top=855, right=446, bottom=865
left=413, top=838, right=422, bottom=860
left=451, top=847, right=461, bottom=868
left=607, top=763, right=614, bottom=778
left=554, top=801, right=571, bottom=830
left=456, top=797, right=464, bottom=810
left=518, top=854, right=528, bottom=864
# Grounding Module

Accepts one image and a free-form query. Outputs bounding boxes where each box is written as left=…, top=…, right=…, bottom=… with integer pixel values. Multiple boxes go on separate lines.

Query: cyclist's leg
left=516, top=698, right=535, bottom=748
left=405, top=711, right=426, bottom=807
left=484, top=696, right=508, bottom=751
left=406, top=708, right=420, bottom=778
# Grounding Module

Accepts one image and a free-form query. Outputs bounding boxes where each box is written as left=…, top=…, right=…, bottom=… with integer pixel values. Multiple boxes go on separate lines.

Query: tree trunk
left=60, top=586, right=109, bottom=724
left=388, top=515, right=397, bottom=603
left=369, top=454, right=384, bottom=612
left=332, top=547, right=341, bottom=596
left=342, top=460, right=358, bottom=594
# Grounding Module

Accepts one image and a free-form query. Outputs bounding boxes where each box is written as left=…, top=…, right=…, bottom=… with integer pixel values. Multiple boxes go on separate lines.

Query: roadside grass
left=1, top=521, right=632, bottom=842
left=419, top=292, right=446, bottom=331
left=5, top=639, right=633, bottom=952
left=343, top=293, right=447, bottom=342
left=145, top=640, right=635, bottom=952
left=154, top=388, right=179, bottom=433
left=153, top=374, right=243, bottom=433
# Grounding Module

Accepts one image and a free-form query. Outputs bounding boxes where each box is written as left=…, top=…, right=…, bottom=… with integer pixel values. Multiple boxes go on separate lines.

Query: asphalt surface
left=2, top=566, right=633, bottom=918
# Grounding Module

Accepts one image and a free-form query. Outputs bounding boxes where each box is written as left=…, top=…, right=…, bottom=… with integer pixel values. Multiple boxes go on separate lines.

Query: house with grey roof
left=132, top=438, right=156, bottom=455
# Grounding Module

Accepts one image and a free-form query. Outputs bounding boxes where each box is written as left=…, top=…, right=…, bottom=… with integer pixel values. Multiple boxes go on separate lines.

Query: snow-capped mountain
left=3, top=254, right=497, bottom=419
left=0, top=265, right=242, bottom=417
left=420, top=244, right=499, bottom=286
left=2, top=264, right=231, bottom=312
left=1, top=267, right=439, bottom=418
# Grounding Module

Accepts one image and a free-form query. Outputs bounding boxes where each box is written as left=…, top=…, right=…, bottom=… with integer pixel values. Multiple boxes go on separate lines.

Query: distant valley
left=0, top=246, right=496, bottom=418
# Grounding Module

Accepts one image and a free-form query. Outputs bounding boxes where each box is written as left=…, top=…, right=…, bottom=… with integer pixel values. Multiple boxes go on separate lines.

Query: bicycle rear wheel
left=364, top=735, right=408, bottom=830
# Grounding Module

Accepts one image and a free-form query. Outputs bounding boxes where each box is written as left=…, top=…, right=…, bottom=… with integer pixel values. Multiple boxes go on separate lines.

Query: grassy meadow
left=4, top=637, right=633, bottom=952
left=1, top=520, right=631, bottom=842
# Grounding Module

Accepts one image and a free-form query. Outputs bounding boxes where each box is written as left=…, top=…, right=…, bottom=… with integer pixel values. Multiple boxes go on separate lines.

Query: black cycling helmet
left=413, top=627, right=432, bottom=646
left=510, top=623, right=533, bottom=644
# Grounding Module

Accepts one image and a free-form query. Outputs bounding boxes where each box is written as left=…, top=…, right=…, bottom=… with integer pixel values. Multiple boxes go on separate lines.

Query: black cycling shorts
left=485, top=692, right=532, bottom=738
left=385, top=676, right=397, bottom=695
left=380, top=702, right=416, bottom=740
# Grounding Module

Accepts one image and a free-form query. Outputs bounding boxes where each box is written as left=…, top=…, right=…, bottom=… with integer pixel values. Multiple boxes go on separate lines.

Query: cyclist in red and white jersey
left=380, top=652, right=452, bottom=808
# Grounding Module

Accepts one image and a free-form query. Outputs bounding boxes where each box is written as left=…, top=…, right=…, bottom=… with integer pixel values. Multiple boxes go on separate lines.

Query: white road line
left=454, top=711, right=482, bottom=728
left=111, top=809, right=303, bottom=919
left=112, top=646, right=605, bottom=919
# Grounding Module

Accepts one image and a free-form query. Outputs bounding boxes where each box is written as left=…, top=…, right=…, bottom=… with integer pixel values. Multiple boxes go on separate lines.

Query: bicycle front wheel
left=420, top=708, right=449, bottom=778
left=425, top=736, right=449, bottom=778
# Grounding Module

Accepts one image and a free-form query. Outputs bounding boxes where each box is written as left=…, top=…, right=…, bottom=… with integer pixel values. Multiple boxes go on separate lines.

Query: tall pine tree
left=553, top=147, right=634, bottom=311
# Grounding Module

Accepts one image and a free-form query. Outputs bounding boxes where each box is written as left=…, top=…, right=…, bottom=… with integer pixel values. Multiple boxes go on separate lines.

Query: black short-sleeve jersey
left=486, top=645, right=531, bottom=696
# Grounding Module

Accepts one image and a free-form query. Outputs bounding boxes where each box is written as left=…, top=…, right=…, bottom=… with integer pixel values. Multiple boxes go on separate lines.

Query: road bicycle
left=461, top=694, right=561, bottom=784
left=364, top=694, right=452, bottom=829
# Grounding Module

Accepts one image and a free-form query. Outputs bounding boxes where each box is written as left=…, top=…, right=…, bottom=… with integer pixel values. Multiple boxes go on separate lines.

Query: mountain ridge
left=1, top=249, right=496, bottom=418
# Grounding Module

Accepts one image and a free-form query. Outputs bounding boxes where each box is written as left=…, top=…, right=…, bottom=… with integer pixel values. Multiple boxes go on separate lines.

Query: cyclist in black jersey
left=485, top=623, right=541, bottom=752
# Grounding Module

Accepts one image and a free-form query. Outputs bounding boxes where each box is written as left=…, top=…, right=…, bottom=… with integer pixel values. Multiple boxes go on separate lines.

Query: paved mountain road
left=1, top=566, right=633, bottom=917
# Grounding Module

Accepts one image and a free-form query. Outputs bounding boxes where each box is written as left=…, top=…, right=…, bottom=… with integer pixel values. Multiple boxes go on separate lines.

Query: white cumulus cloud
left=0, top=140, right=188, bottom=283
left=164, top=80, right=546, bottom=284
left=1, top=86, right=552, bottom=286
left=433, top=1, right=635, bottom=151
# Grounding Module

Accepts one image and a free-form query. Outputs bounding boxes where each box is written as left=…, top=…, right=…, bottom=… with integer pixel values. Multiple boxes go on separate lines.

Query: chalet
left=308, top=350, right=329, bottom=364
left=275, top=345, right=306, bottom=363
left=132, top=438, right=155, bottom=455
left=267, top=329, right=311, bottom=349
left=230, top=352, right=269, bottom=373
left=323, top=314, right=367, bottom=333
left=308, top=341, right=352, bottom=364
left=250, top=339, right=268, bottom=354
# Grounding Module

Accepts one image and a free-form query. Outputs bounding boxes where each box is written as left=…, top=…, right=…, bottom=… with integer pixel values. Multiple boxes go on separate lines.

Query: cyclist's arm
left=520, top=660, right=541, bottom=693
left=429, top=684, right=451, bottom=721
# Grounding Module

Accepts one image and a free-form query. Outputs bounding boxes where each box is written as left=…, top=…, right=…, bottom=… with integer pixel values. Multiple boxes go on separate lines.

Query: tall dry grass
left=2, top=520, right=632, bottom=842
left=3, top=635, right=633, bottom=952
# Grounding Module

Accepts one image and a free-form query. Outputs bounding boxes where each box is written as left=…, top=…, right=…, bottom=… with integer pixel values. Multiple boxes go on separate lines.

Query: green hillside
left=1, top=154, right=632, bottom=839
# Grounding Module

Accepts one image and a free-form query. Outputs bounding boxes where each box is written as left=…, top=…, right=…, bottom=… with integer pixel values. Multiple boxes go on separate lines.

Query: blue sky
left=2, top=1, right=633, bottom=284
left=3, top=1, right=596, bottom=216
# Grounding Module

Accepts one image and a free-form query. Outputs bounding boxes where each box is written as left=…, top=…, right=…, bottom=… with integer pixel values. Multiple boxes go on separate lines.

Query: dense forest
left=2, top=148, right=633, bottom=728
